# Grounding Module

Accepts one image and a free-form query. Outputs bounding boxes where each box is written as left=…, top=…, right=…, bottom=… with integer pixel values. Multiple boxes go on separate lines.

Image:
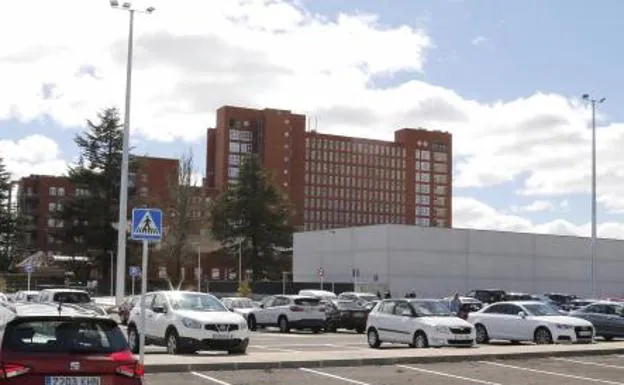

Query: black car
left=324, top=300, right=369, bottom=333
left=569, top=301, right=624, bottom=341
left=466, top=289, right=507, bottom=304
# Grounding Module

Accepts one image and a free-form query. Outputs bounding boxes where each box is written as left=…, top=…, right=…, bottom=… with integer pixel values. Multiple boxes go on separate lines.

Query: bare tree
left=159, top=151, right=210, bottom=287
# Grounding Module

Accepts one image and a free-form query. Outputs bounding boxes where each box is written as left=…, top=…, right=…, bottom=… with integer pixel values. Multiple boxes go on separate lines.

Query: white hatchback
left=468, top=301, right=594, bottom=344
left=366, top=299, right=476, bottom=348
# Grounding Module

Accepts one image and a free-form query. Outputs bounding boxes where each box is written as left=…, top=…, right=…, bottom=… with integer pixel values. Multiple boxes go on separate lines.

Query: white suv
left=126, top=290, right=249, bottom=355
left=247, top=295, right=326, bottom=333
left=366, top=298, right=476, bottom=348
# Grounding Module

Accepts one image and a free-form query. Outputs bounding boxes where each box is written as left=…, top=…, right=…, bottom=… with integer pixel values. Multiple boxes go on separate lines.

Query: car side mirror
left=259, top=304, right=264, bottom=308
left=402, top=310, right=412, bottom=317
left=518, top=311, right=527, bottom=318
left=153, top=306, right=166, bottom=313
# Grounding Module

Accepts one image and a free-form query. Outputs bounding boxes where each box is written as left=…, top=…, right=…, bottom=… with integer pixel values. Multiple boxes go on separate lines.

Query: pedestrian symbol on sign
left=134, top=211, right=159, bottom=236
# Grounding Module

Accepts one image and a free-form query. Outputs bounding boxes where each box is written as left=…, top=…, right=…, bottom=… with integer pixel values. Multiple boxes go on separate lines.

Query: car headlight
left=435, top=326, right=450, bottom=333
left=181, top=318, right=202, bottom=329
left=555, top=324, right=574, bottom=330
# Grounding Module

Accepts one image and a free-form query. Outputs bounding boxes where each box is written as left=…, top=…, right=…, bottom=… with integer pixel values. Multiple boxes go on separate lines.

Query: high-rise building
left=206, top=105, right=452, bottom=231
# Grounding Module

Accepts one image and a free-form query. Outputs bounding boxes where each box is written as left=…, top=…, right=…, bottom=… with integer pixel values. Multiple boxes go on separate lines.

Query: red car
left=0, top=302, right=143, bottom=385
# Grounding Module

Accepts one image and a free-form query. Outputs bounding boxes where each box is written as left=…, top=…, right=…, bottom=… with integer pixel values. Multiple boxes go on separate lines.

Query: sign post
left=131, top=208, right=162, bottom=366
left=25, top=264, right=34, bottom=291
left=318, top=267, right=324, bottom=290
left=129, top=266, right=141, bottom=296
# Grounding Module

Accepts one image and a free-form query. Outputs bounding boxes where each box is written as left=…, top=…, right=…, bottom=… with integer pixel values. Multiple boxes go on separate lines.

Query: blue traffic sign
left=129, top=266, right=141, bottom=277
left=24, top=264, right=34, bottom=274
left=131, top=208, right=162, bottom=242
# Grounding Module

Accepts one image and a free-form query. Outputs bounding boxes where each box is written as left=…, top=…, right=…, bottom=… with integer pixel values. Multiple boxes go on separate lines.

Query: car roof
left=41, top=288, right=89, bottom=294
left=491, top=300, right=543, bottom=306
left=2, top=303, right=109, bottom=319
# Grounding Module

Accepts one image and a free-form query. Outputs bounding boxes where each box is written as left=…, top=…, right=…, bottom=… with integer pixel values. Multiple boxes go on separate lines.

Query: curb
left=144, top=347, right=624, bottom=373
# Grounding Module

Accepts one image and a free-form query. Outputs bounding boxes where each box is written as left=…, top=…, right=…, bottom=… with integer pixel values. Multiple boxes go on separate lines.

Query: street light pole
left=197, top=245, right=201, bottom=293
left=108, top=251, right=114, bottom=297
left=110, top=0, right=155, bottom=306
left=238, top=240, right=243, bottom=287
left=582, top=93, right=605, bottom=298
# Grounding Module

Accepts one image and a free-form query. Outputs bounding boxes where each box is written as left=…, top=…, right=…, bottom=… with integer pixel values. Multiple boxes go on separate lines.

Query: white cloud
left=511, top=200, right=554, bottom=213
left=0, top=135, right=67, bottom=179
left=470, top=36, right=487, bottom=46
left=1, top=1, right=624, bottom=212
left=454, top=196, right=624, bottom=240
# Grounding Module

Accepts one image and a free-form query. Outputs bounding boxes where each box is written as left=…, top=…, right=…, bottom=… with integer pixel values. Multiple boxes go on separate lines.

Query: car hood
left=530, top=315, right=593, bottom=326
left=175, top=309, right=244, bottom=323
left=420, top=316, right=473, bottom=328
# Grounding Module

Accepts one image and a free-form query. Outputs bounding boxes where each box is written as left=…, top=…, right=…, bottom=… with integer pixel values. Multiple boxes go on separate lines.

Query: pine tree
left=211, top=155, right=293, bottom=280
left=63, top=107, right=133, bottom=276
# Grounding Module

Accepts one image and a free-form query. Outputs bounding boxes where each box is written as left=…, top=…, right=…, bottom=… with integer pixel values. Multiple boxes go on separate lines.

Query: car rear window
left=53, top=292, right=91, bottom=303
left=294, top=297, right=320, bottom=306
left=336, top=301, right=364, bottom=310
left=2, top=318, right=129, bottom=354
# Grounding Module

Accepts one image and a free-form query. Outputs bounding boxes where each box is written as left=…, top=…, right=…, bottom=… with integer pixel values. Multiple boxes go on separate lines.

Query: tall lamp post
left=582, top=93, right=605, bottom=298
left=110, top=0, right=155, bottom=306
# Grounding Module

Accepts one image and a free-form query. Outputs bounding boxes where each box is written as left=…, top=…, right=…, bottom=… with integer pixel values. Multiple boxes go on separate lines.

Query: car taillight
left=116, top=363, right=144, bottom=378
left=0, top=362, right=31, bottom=379
left=290, top=306, right=305, bottom=312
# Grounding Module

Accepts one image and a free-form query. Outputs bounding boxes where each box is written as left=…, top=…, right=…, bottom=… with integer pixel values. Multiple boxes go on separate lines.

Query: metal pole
left=109, top=251, right=114, bottom=297
left=27, top=272, right=31, bottom=291
left=282, top=271, right=287, bottom=294
left=197, top=245, right=201, bottom=292
left=238, top=240, right=242, bottom=286
left=115, top=9, right=135, bottom=306
left=591, top=100, right=597, bottom=298
left=131, top=276, right=135, bottom=296
left=139, top=239, right=148, bottom=366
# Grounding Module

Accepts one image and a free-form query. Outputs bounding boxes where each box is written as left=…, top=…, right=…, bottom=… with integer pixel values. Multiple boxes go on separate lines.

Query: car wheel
left=127, top=325, right=139, bottom=354
left=247, top=315, right=257, bottom=331
left=367, top=328, right=381, bottom=348
left=475, top=324, right=489, bottom=344
left=604, top=336, right=614, bottom=341
left=166, top=329, right=181, bottom=354
left=412, top=331, right=429, bottom=348
left=326, top=321, right=337, bottom=333
left=278, top=316, right=290, bottom=333
left=355, top=326, right=365, bottom=334
left=534, top=327, right=553, bottom=345
left=312, top=327, right=322, bottom=334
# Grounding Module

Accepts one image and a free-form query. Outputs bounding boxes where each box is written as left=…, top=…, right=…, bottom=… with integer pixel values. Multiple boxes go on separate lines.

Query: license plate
left=213, top=333, right=232, bottom=340
left=45, top=377, right=100, bottom=385
left=353, top=312, right=364, bottom=318
left=455, top=334, right=471, bottom=340
left=579, top=331, right=592, bottom=336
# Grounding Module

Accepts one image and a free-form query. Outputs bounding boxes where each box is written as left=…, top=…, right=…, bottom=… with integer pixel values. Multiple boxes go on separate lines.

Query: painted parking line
left=191, top=372, right=233, bottom=385
left=396, top=364, right=502, bottom=385
left=299, top=367, right=372, bottom=385
left=481, top=361, right=624, bottom=385
left=252, top=344, right=302, bottom=353
left=552, top=357, right=624, bottom=369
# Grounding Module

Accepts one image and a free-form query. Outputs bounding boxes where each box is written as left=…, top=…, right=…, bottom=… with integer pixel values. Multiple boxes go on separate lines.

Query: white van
left=298, top=289, right=337, bottom=300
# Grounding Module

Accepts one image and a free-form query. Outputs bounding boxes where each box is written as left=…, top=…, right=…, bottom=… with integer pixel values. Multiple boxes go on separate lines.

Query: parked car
left=324, top=299, right=369, bottom=333
left=0, top=302, right=143, bottom=384
left=126, top=291, right=249, bottom=355
left=366, top=298, right=476, bottom=348
left=466, top=289, right=507, bottom=304
left=247, top=295, right=326, bottom=333
left=443, top=296, right=484, bottom=320
left=298, top=289, right=337, bottom=300
left=221, top=297, right=259, bottom=322
left=36, top=288, right=107, bottom=316
left=468, top=301, right=594, bottom=344
left=568, top=298, right=598, bottom=311
left=13, top=291, right=39, bottom=303
left=569, top=301, right=624, bottom=341
left=543, top=293, right=578, bottom=311
left=504, top=292, right=534, bottom=301
left=337, top=292, right=378, bottom=304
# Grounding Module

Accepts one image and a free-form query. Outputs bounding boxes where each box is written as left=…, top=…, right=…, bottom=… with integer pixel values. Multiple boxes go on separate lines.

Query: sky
left=2, top=0, right=624, bottom=239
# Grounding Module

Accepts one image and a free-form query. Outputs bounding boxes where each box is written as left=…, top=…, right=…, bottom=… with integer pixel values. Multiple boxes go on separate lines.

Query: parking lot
left=146, top=355, right=624, bottom=385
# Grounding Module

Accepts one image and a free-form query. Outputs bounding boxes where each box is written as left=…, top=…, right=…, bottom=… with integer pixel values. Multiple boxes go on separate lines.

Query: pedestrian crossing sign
left=131, top=208, right=163, bottom=241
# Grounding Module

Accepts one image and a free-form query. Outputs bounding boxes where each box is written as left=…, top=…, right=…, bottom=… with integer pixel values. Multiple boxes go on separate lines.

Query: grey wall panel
left=389, top=251, right=466, bottom=277
left=466, top=254, right=532, bottom=279
left=468, top=231, right=533, bottom=256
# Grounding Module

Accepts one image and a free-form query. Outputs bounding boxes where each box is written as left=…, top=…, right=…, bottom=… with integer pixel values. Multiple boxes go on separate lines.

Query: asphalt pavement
left=146, top=355, right=624, bottom=385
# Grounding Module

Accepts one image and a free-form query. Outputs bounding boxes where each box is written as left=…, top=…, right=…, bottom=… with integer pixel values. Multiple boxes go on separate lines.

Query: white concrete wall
left=293, top=225, right=624, bottom=298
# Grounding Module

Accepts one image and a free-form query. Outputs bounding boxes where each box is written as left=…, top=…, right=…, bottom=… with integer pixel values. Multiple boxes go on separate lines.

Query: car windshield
left=2, top=318, right=128, bottom=354
left=524, top=303, right=561, bottom=316
left=230, top=299, right=256, bottom=308
left=53, top=292, right=90, bottom=303
left=167, top=293, right=226, bottom=312
left=410, top=300, right=453, bottom=316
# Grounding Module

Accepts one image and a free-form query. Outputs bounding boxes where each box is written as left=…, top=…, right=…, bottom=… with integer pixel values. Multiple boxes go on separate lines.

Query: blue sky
left=1, top=0, right=623, bottom=237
